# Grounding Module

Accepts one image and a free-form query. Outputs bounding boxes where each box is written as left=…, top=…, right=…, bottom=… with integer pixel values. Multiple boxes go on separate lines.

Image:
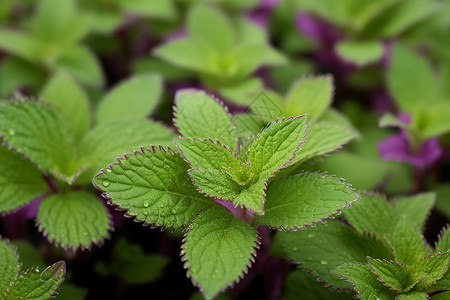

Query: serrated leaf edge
left=367, top=257, right=410, bottom=293
left=0, top=235, right=21, bottom=298
left=180, top=207, right=261, bottom=299
left=434, top=224, right=450, bottom=252
left=260, top=171, right=360, bottom=230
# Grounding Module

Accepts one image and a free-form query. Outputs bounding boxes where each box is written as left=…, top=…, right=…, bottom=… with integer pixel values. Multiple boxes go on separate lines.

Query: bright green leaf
left=396, top=291, right=430, bottom=300
left=0, top=145, right=47, bottom=213
left=256, top=172, right=358, bottom=229
left=37, top=191, right=111, bottom=250
left=57, top=46, right=103, bottom=88
left=410, top=252, right=450, bottom=290
left=247, top=116, right=308, bottom=180
left=93, top=147, right=213, bottom=228
left=278, top=221, right=391, bottom=290
left=0, top=29, right=37, bottom=62
left=393, top=192, right=435, bottom=231
left=0, top=239, right=20, bottom=295
left=284, top=75, right=333, bottom=121
left=343, top=192, right=397, bottom=242
left=428, top=271, right=450, bottom=293
left=187, top=4, right=234, bottom=53
left=0, top=57, right=46, bottom=97
left=248, top=89, right=285, bottom=123
left=413, top=104, right=450, bottom=139
left=0, top=99, right=76, bottom=182
left=333, top=262, right=396, bottom=300
left=119, top=0, right=177, bottom=20
left=40, top=72, right=91, bottom=142
left=183, top=205, right=258, bottom=300
left=368, top=258, right=410, bottom=292
left=430, top=291, right=450, bottom=300
left=96, top=73, right=162, bottom=124
left=387, top=44, right=440, bottom=112
left=5, top=261, right=65, bottom=300
left=385, top=217, right=428, bottom=266
left=77, top=119, right=176, bottom=184
left=335, top=40, right=384, bottom=66
left=218, top=77, right=263, bottom=105
left=175, top=90, right=238, bottom=152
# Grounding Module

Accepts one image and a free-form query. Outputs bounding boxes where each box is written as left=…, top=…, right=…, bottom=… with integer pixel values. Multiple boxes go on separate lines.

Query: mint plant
left=0, top=0, right=102, bottom=96
left=0, top=72, right=175, bottom=250
left=278, top=191, right=450, bottom=299
left=153, top=4, right=286, bottom=104
left=94, top=88, right=359, bottom=299
left=0, top=237, right=66, bottom=299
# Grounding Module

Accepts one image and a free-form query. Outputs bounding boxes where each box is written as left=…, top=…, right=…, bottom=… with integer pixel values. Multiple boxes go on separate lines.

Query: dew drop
left=8, top=129, right=15, bottom=135
left=143, top=201, right=149, bottom=208
left=292, top=247, right=298, bottom=251
left=102, top=180, right=110, bottom=187
left=307, top=233, right=315, bottom=238
left=320, top=260, right=328, bottom=265
left=131, top=167, right=137, bottom=171
left=172, top=209, right=177, bottom=214
left=160, top=204, right=164, bottom=208
left=35, top=268, right=40, bottom=273
left=161, top=212, right=166, bottom=217
left=142, top=209, right=149, bottom=216
left=106, top=169, right=112, bottom=173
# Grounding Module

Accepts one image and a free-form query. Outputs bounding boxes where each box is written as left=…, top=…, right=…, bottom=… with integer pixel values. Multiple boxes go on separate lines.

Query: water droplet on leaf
left=292, top=247, right=298, bottom=251
left=320, top=260, right=328, bottom=265
left=143, top=201, right=149, bottom=208
left=106, top=169, right=112, bottom=173
left=8, top=129, right=15, bottom=135
left=308, top=233, right=315, bottom=238
left=102, top=180, right=110, bottom=187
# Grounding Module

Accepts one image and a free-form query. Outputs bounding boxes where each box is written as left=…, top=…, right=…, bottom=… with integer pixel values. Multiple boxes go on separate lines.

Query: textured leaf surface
left=280, top=270, right=354, bottom=300
left=183, top=205, right=258, bottom=300
left=368, top=259, right=410, bottom=292
left=333, top=263, right=396, bottom=300
left=77, top=119, right=175, bottom=183
left=387, top=44, right=439, bottom=112
left=385, top=217, right=428, bottom=266
left=410, top=252, right=450, bottom=290
left=247, top=116, right=308, bottom=180
left=396, top=291, right=429, bottom=300
left=428, top=271, right=450, bottom=293
left=0, top=145, right=47, bottom=212
left=393, top=192, right=435, bottom=231
left=174, top=90, right=237, bottom=152
left=278, top=221, right=391, bottom=289
left=94, top=147, right=213, bottom=228
left=284, top=76, right=333, bottom=121
left=5, top=261, right=66, bottom=300
left=37, top=191, right=111, bottom=250
left=40, top=72, right=91, bottom=142
left=0, top=29, right=37, bottom=61
left=335, top=40, right=384, bottom=66
left=344, top=193, right=397, bottom=242
left=290, top=122, right=358, bottom=166
left=96, top=74, right=162, bottom=124
left=256, top=173, right=358, bottom=229
left=431, top=291, right=450, bottom=300
left=0, top=100, right=76, bottom=181
left=0, top=239, right=20, bottom=295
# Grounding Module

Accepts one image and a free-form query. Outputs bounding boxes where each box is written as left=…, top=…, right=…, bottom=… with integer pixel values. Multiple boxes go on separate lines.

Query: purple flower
left=378, top=130, right=443, bottom=167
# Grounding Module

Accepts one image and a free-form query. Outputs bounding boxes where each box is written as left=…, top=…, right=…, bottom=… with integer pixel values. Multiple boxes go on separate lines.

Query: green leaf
left=119, top=0, right=177, bottom=20
left=247, top=89, right=285, bottom=122
left=280, top=269, right=354, bottom=300
left=96, top=73, right=162, bottom=124
left=284, top=75, right=333, bottom=121
left=37, top=191, right=111, bottom=250
left=0, top=99, right=76, bottom=182
left=183, top=205, right=258, bottom=300
left=5, top=261, right=65, bottom=300
left=343, top=192, right=397, bottom=242
left=289, top=122, right=359, bottom=166
left=247, top=116, right=309, bottom=180
left=437, top=226, right=450, bottom=253
left=77, top=119, right=176, bottom=184
left=174, top=90, right=238, bottom=152
left=278, top=220, right=391, bottom=289
left=335, top=40, right=384, bottom=66
left=57, top=46, right=103, bottom=88
left=413, top=104, right=450, bottom=139
left=218, top=78, right=264, bottom=106
left=153, top=39, right=213, bottom=74
left=0, top=29, right=37, bottom=62
left=11, top=241, right=45, bottom=271
left=410, top=252, right=450, bottom=290
left=333, top=262, right=396, bottom=300
left=256, top=172, right=359, bottom=229
left=0, top=57, right=46, bottom=97
left=93, top=147, right=213, bottom=228
left=97, top=237, right=168, bottom=284
left=393, top=192, right=435, bottom=231
left=368, top=258, right=410, bottom=292
left=40, top=72, right=91, bottom=142
left=396, top=291, right=430, bottom=300
left=430, top=291, right=450, bottom=300
left=387, top=44, right=440, bottom=112
left=187, top=4, right=234, bottom=53
left=385, top=217, right=428, bottom=266
left=0, top=145, right=47, bottom=212
left=0, top=239, right=20, bottom=295
left=428, top=271, right=450, bottom=293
